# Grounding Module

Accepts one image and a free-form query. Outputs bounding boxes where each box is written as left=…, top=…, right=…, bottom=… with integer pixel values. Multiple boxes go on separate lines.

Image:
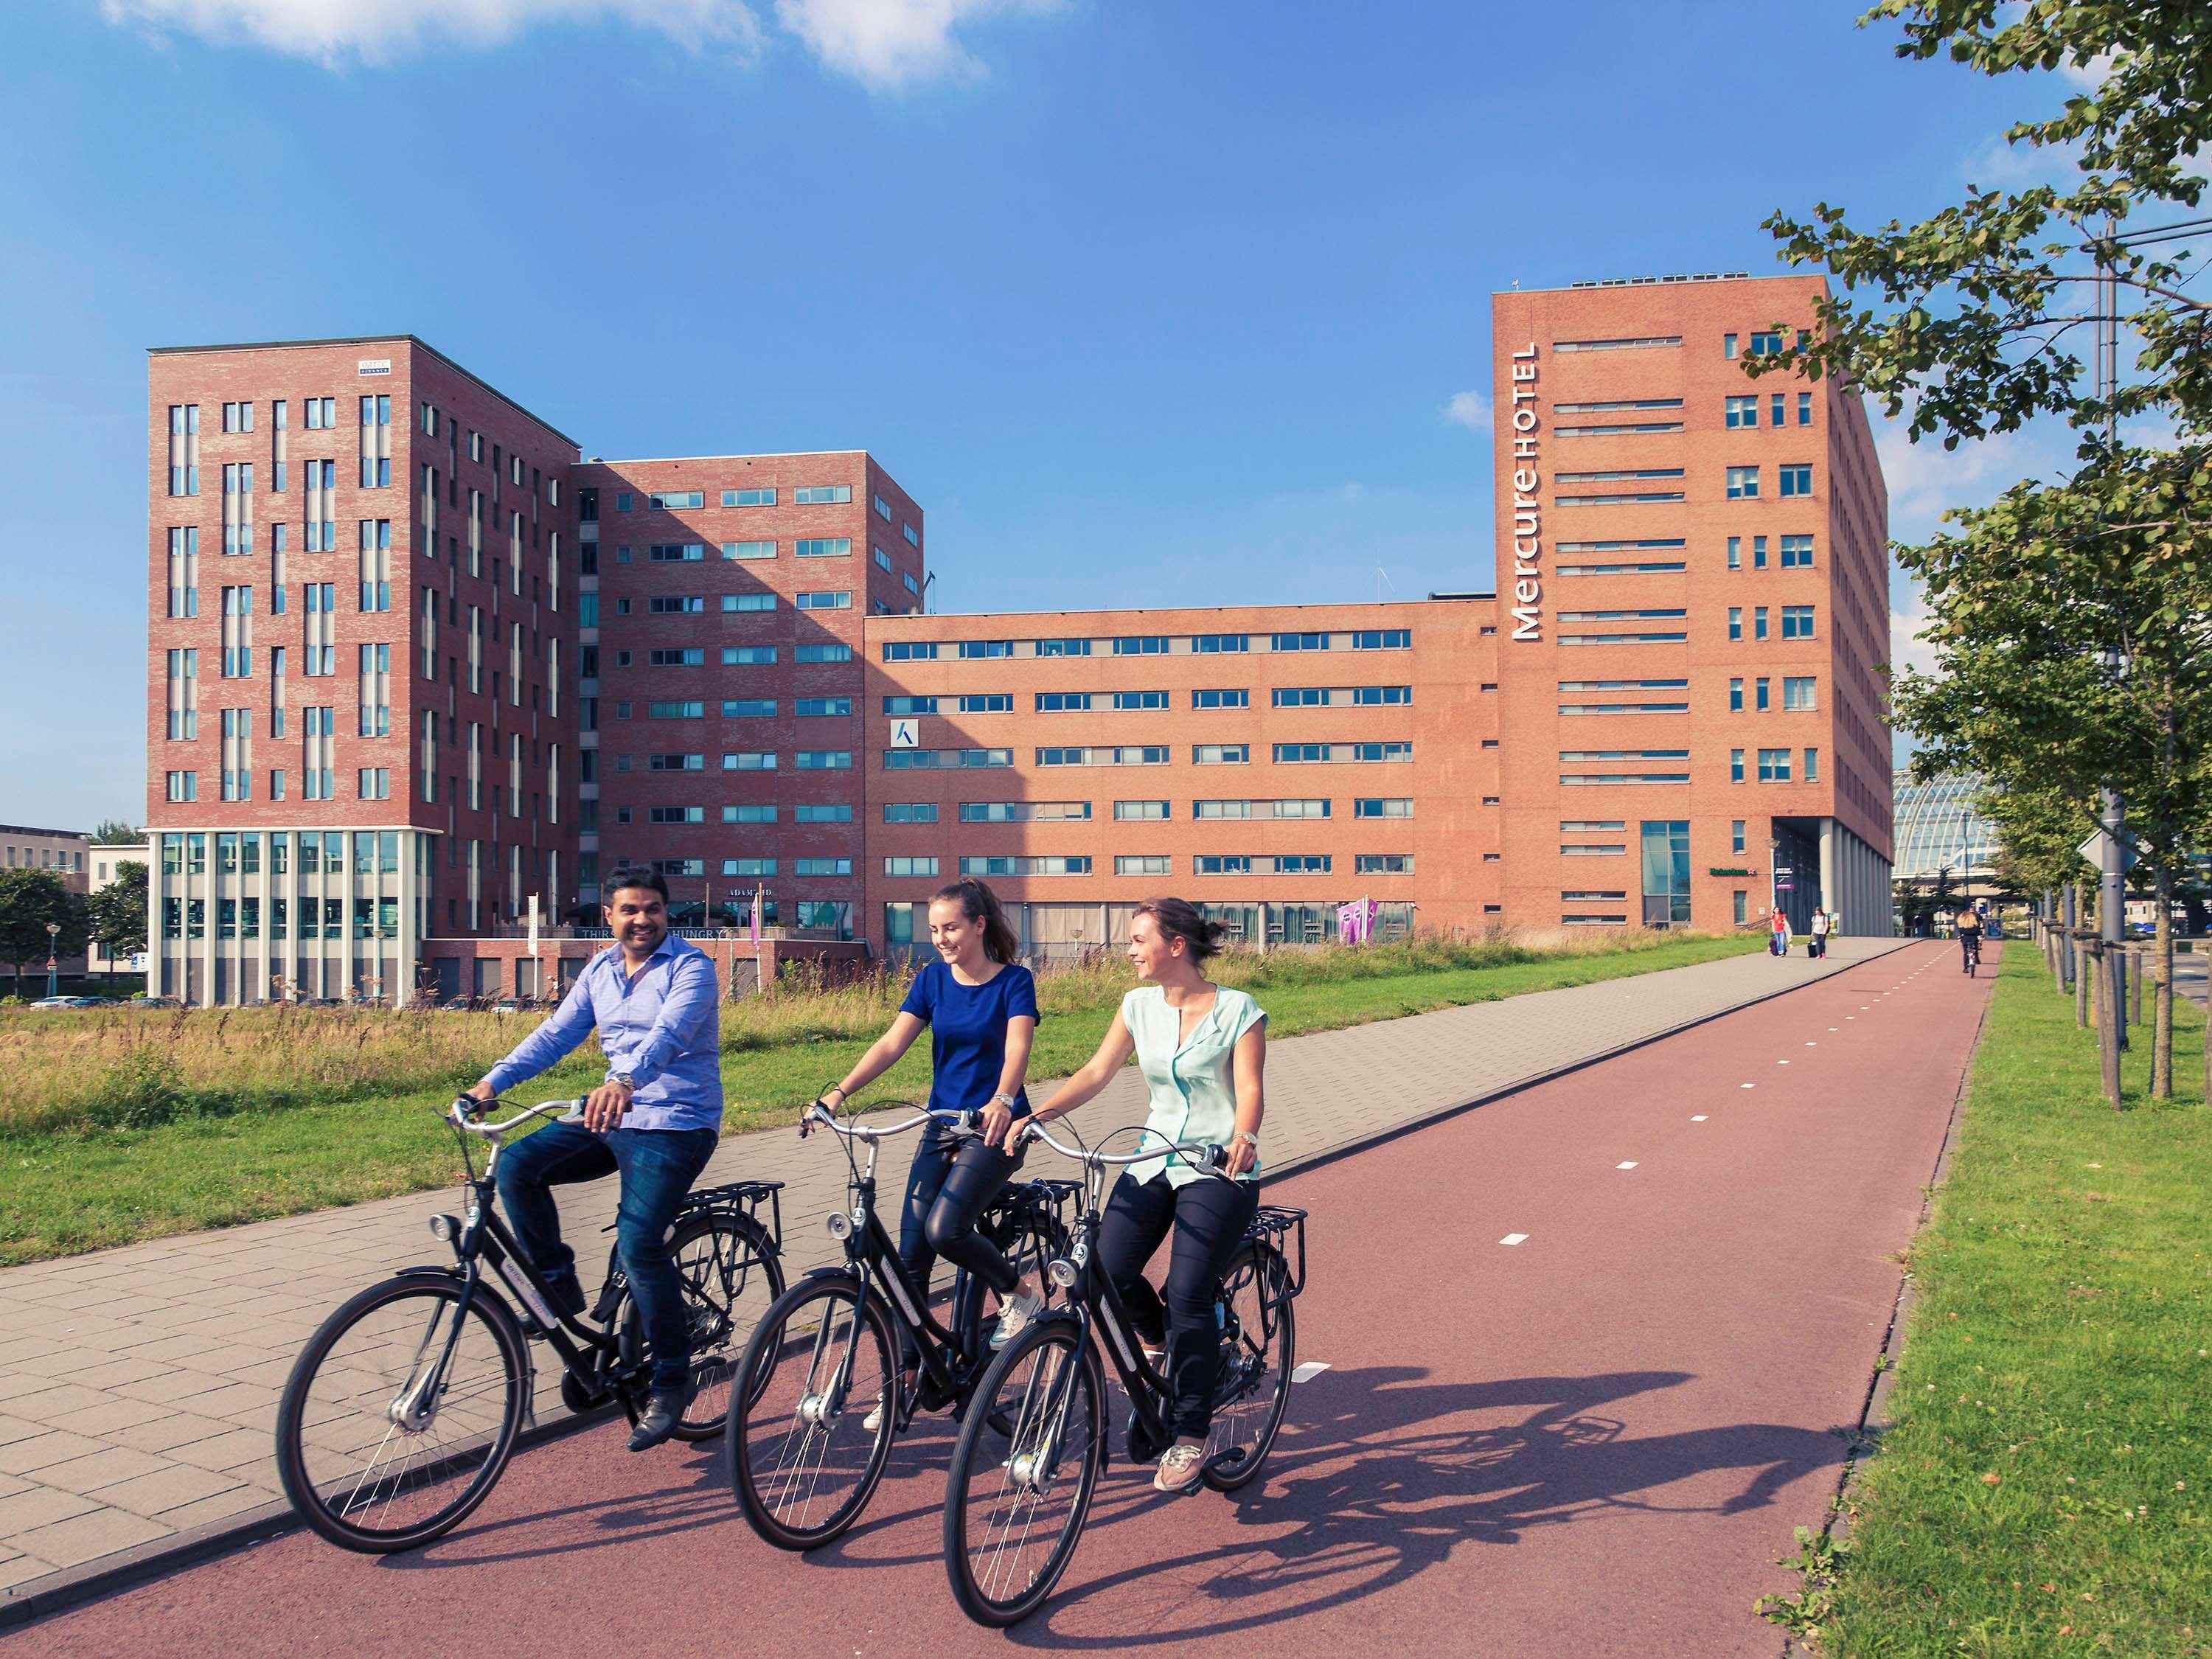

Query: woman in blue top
left=1021, top=897, right=1266, bottom=1493
left=814, top=880, right=1043, bottom=1413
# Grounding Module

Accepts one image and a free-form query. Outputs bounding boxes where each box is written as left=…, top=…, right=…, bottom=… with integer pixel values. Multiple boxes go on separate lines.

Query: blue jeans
left=494, top=1120, right=719, bottom=1389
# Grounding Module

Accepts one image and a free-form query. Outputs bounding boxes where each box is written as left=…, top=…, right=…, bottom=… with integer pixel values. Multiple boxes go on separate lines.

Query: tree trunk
left=2153, top=868, right=2174, bottom=1099
left=2076, top=931, right=2092, bottom=1028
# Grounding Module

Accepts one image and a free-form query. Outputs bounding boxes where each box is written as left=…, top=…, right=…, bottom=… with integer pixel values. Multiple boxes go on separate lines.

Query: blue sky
left=0, top=0, right=2073, bottom=830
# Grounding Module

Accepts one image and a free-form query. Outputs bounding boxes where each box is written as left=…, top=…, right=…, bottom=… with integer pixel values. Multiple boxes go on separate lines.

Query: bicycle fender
left=394, top=1264, right=464, bottom=1281
left=801, top=1265, right=864, bottom=1284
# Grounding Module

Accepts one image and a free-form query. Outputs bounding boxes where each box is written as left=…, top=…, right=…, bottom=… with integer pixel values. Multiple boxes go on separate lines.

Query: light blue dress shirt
left=483, top=933, right=723, bottom=1132
left=1124, top=984, right=1266, bottom=1188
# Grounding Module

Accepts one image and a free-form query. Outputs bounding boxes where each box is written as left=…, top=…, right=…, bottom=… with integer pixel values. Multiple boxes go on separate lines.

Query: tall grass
left=0, top=926, right=1680, bottom=1138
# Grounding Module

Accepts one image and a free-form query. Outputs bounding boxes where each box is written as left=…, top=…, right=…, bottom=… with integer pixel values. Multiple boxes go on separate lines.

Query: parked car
left=65, top=995, right=107, bottom=1007
left=128, top=995, right=181, bottom=1009
left=27, top=996, right=77, bottom=1009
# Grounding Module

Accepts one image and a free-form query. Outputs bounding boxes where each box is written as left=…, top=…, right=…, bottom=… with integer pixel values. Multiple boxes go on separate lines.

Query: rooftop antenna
left=920, top=570, right=938, bottom=613
left=1375, top=566, right=1397, bottom=603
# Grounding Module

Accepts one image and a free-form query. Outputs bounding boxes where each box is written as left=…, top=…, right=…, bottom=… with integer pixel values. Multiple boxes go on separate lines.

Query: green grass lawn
left=1, top=931, right=1761, bottom=1265
left=1769, top=945, right=2212, bottom=1657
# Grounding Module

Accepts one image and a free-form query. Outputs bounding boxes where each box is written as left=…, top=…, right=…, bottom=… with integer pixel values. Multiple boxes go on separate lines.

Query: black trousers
left=897, top=1120, right=1026, bottom=1364
left=1097, top=1171, right=1259, bottom=1439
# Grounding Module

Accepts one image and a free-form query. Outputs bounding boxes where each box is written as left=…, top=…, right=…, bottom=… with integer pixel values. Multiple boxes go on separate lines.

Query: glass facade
left=1639, top=821, right=1691, bottom=926
left=1891, top=771, right=1997, bottom=881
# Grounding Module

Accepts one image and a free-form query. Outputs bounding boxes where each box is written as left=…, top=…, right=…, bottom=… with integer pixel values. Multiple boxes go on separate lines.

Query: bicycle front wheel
left=943, top=1319, right=1106, bottom=1627
left=275, top=1274, right=526, bottom=1553
left=1200, top=1242, right=1296, bottom=1492
left=725, top=1275, right=898, bottom=1550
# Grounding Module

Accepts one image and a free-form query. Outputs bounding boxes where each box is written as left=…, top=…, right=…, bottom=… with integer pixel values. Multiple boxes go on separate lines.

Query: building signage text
left=1509, top=342, right=1541, bottom=641
left=357, top=358, right=392, bottom=376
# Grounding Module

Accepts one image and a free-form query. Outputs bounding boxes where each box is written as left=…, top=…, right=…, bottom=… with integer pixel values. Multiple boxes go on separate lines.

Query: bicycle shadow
left=970, top=1363, right=1855, bottom=1648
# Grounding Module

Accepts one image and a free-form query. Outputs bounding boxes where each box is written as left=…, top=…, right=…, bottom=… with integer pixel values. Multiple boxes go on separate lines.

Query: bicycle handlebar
left=801, top=1101, right=984, bottom=1142
left=1015, top=1117, right=1228, bottom=1174
left=450, top=1096, right=584, bottom=1138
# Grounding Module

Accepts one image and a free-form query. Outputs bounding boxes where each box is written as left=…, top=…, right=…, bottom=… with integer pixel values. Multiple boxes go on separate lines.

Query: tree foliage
left=0, top=869, right=91, bottom=992
left=89, top=820, right=143, bottom=846
left=86, top=862, right=148, bottom=973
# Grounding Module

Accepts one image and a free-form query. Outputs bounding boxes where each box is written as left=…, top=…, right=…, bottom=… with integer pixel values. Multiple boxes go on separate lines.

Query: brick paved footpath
left=0, top=936, right=1905, bottom=1618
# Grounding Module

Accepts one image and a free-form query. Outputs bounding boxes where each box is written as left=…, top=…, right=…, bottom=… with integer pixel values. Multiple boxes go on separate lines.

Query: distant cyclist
left=1956, top=905, right=1983, bottom=973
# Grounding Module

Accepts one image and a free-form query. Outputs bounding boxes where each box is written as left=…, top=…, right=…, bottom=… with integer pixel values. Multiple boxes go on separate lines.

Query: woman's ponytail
left=935, top=877, right=1020, bottom=964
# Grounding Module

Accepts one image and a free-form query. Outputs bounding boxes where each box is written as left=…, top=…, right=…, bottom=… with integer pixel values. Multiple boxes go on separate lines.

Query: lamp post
left=45, top=921, right=60, bottom=999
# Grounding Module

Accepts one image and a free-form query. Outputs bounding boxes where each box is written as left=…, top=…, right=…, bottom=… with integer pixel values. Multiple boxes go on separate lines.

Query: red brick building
left=143, top=276, right=1892, bottom=1004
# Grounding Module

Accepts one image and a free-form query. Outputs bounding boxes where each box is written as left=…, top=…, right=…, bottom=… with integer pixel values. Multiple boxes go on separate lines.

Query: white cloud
left=100, top=0, right=1066, bottom=84
left=101, top=0, right=764, bottom=63
left=1874, top=417, right=2056, bottom=543
left=1889, top=588, right=1941, bottom=683
left=774, top=0, right=1062, bottom=89
left=1442, top=390, right=1490, bottom=433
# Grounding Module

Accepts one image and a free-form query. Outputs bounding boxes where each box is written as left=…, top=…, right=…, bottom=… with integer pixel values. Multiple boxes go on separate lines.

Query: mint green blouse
left=1122, top=984, right=1267, bottom=1188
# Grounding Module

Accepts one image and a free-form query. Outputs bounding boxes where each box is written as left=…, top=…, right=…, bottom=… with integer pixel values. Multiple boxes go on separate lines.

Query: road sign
left=2078, top=828, right=2140, bottom=873
left=888, top=718, right=919, bottom=749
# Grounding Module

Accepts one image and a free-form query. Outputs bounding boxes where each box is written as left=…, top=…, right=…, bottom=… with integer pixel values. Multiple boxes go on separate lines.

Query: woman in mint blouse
left=1023, top=897, right=1266, bottom=1494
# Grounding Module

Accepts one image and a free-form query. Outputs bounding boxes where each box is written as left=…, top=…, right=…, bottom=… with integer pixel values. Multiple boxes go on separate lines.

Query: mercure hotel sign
left=1508, top=342, right=1541, bottom=641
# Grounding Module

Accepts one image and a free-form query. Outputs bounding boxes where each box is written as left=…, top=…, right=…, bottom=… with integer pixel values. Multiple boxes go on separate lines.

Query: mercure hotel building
left=145, top=272, right=1893, bottom=1004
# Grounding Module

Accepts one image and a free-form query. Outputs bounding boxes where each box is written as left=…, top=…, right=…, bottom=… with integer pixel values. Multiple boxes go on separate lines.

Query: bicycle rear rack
left=678, top=1179, right=786, bottom=1256
left=1246, top=1206, right=1308, bottom=1303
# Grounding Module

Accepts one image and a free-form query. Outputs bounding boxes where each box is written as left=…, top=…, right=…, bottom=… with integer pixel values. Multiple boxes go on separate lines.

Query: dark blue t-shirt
left=900, top=959, right=1040, bottom=1116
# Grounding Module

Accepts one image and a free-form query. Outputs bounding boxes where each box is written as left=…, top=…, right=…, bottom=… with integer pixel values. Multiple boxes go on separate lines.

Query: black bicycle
left=940, top=1119, right=1307, bottom=1627
left=275, top=1096, right=785, bottom=1553
left=1963, top=932, right=1983, bottom=976
left=724, top=1102, right=1077, bottom=1552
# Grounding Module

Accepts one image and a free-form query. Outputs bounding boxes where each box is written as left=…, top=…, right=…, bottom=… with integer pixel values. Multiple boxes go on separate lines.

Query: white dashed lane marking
left=1691, top=1115, right=1708, bottom=1122
left=1741, top=1083, right=1756, bottom=1090
left=1499, top=1233, right=1529, bottom=1246
left=1616, top=1161, right=1639, bottom=1170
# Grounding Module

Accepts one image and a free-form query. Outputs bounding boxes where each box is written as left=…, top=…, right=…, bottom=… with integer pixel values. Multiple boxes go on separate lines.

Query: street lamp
left=45, top=921, right=60, bottom=1000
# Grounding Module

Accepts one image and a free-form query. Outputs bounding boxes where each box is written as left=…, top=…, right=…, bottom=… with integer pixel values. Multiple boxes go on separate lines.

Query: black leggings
left=897, top=1120, right=1026, bottom=1364
left=1097, top=1171, right=1259, bottom=1440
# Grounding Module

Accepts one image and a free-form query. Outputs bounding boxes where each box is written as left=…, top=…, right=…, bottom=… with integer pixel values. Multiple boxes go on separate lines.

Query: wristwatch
left=608, top=1072, right=636, bottom=1091
left=990, top=1093, right=1018, bottom=1110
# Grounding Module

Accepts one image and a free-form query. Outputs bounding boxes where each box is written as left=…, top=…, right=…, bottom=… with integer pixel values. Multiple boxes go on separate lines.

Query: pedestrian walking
left=1809, top=907, right=1830, bottom=959
left=1770, top=906, right=1790, bottom=957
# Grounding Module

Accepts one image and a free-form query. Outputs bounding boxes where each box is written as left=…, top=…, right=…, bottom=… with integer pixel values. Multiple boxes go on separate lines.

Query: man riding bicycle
left=1956, top=905, right=1983, bottom=971
left=465, top=867, right=721, bottom=1450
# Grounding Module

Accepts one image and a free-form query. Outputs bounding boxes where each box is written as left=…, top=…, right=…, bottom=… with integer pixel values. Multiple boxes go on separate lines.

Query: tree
left=0, top=869, right=91, bottom=997
left=89, top=820, right=143, bottom=846
left=1750, top=1, right=2212, bottom=1099
left=86, top=862, right=148, bottom=986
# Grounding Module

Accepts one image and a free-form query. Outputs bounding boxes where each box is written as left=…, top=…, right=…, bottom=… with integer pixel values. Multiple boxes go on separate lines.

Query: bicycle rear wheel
left=275, top=1274, right=526, bottom=1553
left=614, top=1212, right=783, bottom=1441
left=725, top=1275, right=898, bottom=1550
left=943, top=1319, right=1106, bottom=1627
left=1200, top=1242, right=1295, bottom=1492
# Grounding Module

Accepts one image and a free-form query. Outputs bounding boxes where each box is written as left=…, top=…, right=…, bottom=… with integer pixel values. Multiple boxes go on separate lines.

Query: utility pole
left=2095, top=218, right=2129, bottom=1096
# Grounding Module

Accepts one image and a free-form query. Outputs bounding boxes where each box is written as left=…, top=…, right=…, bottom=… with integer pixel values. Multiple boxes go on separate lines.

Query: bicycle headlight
left=429, top=1214, right=460, bottom=1242
left=826, top=1212, right=855, bottom=1240
left=1046, top=1257, right=1078, bottom=1288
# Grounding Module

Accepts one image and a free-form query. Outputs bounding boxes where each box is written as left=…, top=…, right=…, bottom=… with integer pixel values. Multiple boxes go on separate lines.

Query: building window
left=1758, top=748, right=1792, bottom=782
left=723, top=488, right=775, bottom=507
left=1780, top=534, right=1814, bottom=568
left=725, top=646, right=779, bottom=664
left=904, top=522, right=919, bottom=546
left=1798, top=392, right=1813, bottom=425
left=1731, top=748, right=1745, bottom=784
left=1723, top=333, right=1739, bottom=360
left=1354, top=854, right=1414, bottom=874
left=874, top=493, right=893, bottom=521
left=1734, top=890, right=1748, bottom=925
left=1804, top=747, right=1820, bottom=782
left=725, top=804, right=779, bottom=824
left=1756, top=677, right=1771, bottom=712
left=874, top=546, right=893, bottom=573
left=795, top=858, right=852, bottom=877
left=1751, top=535, right=1768, bottom=569
left=1641, top=821, right=1691, bottom=926
left=1114, top=800, right=1169, bottom=821
left=1193, top=633, right=1249, bottom=654
left=1193, top=744, right=1250, bottom=765
left=648, top=490, right=704, bottom=510
left=723, top=859, right=776, bottom=877
left=1115, top=855, right=1172, bottom=876
left=884, top=856, right=939, bottom=877
left=794, top=538, right=851, bottom=558
left=1754, top=607, right=1770, bottom=641
left=958, top=694, right=1012, bottom=713
left=1729, top=678, right=1744, bottom=712
left=1270, top=631, right=1329, bottom=652
left=1781, top=605, right=1815, bottom=639
left=795, top=750, right=853, bottom=770
left=793, top=484, right=852, bottom=504
left=1782, top=676, right=1817, bottom=711
left=1354, top=798, right=1412, bottom=818
left=1727, top=536, right=1742, bottom=571
left=1731, top=819, right=1747, bottom=855
left=1192, top=688, right=1249, bottom=709
left=1725, top=395, right=1758, bottom=428
left=1728, top=608, right=1743, bottom=642
left=1748, top=330, right=1784, bottom=356
left=724, top=594, right=776, bottom=613
left=167, top=770, right=198, bottom=801
left=1725, top=466, right=1759, bottom=500
left=1778, top=463, right=1812, bottom=497
left=796, top=697, right=852, bottom=717
left=883, top=802, right=939, bottom=824
left=795, top=590, right=853, bottom=610
left=1114, top=635, right=1169, bottom=656
left=795, top=644, right=850, bottom=663
left=1351, top=629, right=1411, bottom=650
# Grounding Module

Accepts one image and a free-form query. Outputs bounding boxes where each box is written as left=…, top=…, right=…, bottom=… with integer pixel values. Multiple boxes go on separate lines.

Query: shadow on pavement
left=993, top=1364, right=1851, bottom=1649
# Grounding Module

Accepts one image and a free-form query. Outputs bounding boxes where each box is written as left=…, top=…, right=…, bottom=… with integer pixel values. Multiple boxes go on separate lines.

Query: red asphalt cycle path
left=10, top=940, right=1991, bottom=1657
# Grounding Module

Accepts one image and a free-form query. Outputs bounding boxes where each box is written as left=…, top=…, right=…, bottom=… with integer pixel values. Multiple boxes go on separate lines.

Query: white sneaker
left=1154, top=1441, right=1206, bottom=1494
left=991, top=1291, right=1045, bottom=1349
left=862, top=1397, right=886, bottom=1435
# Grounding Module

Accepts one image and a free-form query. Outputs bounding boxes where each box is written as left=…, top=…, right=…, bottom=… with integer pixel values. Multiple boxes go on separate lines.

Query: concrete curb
left=0, top=936, right=1917, bottom=1632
